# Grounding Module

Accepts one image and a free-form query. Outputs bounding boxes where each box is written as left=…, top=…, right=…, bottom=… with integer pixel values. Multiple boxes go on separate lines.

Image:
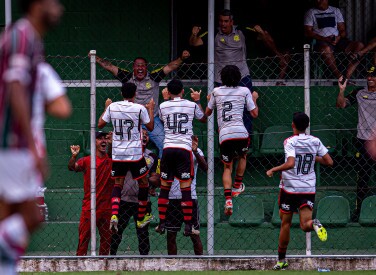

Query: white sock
left=0, top=214, right=29, bottom=259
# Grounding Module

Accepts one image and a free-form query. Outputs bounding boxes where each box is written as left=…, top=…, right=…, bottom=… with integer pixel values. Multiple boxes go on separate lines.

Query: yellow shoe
left=137, top=213, right=153, bottom=228
left=313, top=219, right=327, bottom=241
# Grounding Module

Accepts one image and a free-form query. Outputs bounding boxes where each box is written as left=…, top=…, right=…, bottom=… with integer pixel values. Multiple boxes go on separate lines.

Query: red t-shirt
left=76, top=154, right=113, bottom=211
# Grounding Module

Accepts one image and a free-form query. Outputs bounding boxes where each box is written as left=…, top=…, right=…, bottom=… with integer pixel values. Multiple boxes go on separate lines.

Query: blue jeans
left=143, top=116, right=164, bottom=158
left=215, top=75, right=254, bottom=134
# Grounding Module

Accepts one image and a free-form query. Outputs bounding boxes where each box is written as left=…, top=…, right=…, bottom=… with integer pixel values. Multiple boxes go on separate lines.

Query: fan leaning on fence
left=94, top=50, right=190, bottom=159
left=266, top=112, right=333, bottom=270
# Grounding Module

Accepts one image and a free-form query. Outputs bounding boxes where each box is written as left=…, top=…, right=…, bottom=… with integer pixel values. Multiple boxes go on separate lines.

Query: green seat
left=359, top=195, right=376, bottom=226
left=310, top=125, right=337, bottom=153
left=229, top=195, right=264, bottom=226
left=316, top=195, right=350, bottom=227
left=198, top=195, right=220, bottom=226
left=271, top=200, right=300, bottom=227
left=260, top=125, right=292, bottom=154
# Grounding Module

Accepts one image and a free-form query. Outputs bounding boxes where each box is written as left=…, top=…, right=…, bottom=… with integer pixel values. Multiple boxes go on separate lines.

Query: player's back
left=159, top=98, right=204, bottom=151
left=281, top=134, right=328, bottom=193
left=106, top=101, right=147, bottom=161
left=211, top=86, right=252, bottom=143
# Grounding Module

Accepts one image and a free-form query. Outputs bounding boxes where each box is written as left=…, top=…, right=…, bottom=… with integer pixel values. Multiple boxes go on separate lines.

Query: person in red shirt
left=68, top=131, right=114, bottom=255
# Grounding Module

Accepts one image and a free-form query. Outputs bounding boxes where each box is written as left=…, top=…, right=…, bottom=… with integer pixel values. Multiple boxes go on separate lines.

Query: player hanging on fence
left=205, top=65, right=258, bottom=216
left=98, top=82, right=155, bottom=231
left=156, top=79, right=207, bottom=236
left=266, top=112, right=333, bottom=270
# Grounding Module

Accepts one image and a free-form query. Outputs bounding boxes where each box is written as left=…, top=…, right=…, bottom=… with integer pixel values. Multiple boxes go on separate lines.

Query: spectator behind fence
left=205, top=65, right=258, bottom=216
left=110, top=129, right=160, bottom=256
left=98, top=83, right=155, bottom=232
left=155, top=79, right=207, bottom=237
left=304, top=0, right=364, bottom=81
left=0, top=0, right=67, bottom=273
left=94, top=50, right=190, bottom=159
left=189, top=9, right=271, bottom=134
left=266, top=112, right=333, bottom=271
left=336, top=67, right=376, bottom=219
left=68, top=131, right=113, bottom=256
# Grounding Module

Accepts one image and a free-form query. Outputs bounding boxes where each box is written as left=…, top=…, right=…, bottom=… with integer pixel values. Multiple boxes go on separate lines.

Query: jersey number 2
left=222, top=101, right=233, bottom=121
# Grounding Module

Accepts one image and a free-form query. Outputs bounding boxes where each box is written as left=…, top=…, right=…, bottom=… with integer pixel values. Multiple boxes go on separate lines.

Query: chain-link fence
left=25, top=43, right=376, bottom=257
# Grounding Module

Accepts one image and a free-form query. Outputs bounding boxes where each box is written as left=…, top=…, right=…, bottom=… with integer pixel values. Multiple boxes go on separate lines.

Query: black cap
left=367, top=66, right=376, bottom=77
left=95, top=131, right=108, bottom=139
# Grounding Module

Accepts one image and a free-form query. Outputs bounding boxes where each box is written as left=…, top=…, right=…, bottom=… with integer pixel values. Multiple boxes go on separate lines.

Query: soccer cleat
left=109, top=215, right=118, bottom=231
left=224, top=199, right=233, bottom=216
left=313, top=219, right=327, bottom=241
left=136, top=213, right=154, bottom=228
left=273, top=261, right=288, bottom=270
left=232, top=183, right=245, bottom=197
left=155, top=222, right=166, bottom=235
left=183, top=223, right=200, bottom=237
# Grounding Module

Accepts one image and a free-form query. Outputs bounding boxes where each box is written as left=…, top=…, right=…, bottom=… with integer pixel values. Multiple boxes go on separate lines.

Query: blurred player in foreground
left=0, top=0, right=67, bottom=273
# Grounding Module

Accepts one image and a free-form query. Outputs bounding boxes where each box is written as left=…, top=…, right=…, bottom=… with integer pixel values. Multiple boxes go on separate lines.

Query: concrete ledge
left=18, top=256, right=376, bottom=272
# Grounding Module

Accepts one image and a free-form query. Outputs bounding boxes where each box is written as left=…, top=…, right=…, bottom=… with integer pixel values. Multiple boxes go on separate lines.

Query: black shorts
left=314, top=37, right=351, bottom=53
left=220, top=138, right=250, bottom=164
left=278, top=189, right=315, bottom=214
left=160, top=148, right=193, bottom=182
left=111, top=157, right=149, bottom=179
left=165, top=199, right=200, bottom=233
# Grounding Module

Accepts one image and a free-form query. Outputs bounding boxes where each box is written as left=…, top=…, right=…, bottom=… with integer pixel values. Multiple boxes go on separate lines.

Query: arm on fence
left=95, top=55, right=119, bottom=76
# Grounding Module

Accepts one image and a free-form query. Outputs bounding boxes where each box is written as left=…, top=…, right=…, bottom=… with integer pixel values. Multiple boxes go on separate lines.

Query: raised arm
left=162, top=50, right=190, bottom=75
left=144, top=98, right=155, bottom=131
left=68, top=145, right=83, bottom=172
left=336, top=76, right=348, bottom=108
left=98, top=98, right=112, bottom=128
left=250, top=91, right=259, bottom=118
left=95, top=54, right=119, bottom=76
left=189, top=26, right=204, bottom=46
left=190, top=88, right=207, bottom=123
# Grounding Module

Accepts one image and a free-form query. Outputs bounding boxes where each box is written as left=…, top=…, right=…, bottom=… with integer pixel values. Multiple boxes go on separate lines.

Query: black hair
left=219, top=9, right=233, bottom=20
left=293, top=112, right=310, bottom=132
left=121, top=83, right=137, bottom=99
left=221, top=65, right=241, bottom=87
left=18, top=0, right=41, bottom=14
left=133, top=57, right=148, bottom=65
left=167, top=79, right=184, bottom=95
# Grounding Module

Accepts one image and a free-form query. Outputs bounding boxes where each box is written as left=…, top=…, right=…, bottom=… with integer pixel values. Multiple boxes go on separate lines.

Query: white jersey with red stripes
left=102, top=100, right=150, bottom=161
left=280, top=133, right=328, bottom=194
left=159, top=97, right=204, bottom=151
left=207, top=86, right=255, bottom=143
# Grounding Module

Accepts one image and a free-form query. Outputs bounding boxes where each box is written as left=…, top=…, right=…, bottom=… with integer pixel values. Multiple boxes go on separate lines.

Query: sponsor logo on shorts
left=139, top=166, right=147, bottom=174
left=161, top=172, right=168, bottom=179
left=181, top=172, right=191, bottom=179
left=222, top=155, right=229, bottom=162
left=242, top=147, right=249, bottom=152
left=307, top=200, right=314, bottom=208
left=111, top=171, right=115, bottom=176
left=281, top=203, right=290, bottom=211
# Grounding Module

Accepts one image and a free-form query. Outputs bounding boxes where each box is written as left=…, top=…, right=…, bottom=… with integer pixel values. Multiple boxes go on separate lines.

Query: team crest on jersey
left=220, top=38, right=225, bottom=43
left=145, top=156, right=152, bottom=166
left=281, top=203, right=290, bottom=211
left=145, top=82, right=152, bottom=89
left=222, top=155, right=229, bottom=162
left=233, top=35, right=240, bottom=41
left=181, top=172, right=191, bottom=179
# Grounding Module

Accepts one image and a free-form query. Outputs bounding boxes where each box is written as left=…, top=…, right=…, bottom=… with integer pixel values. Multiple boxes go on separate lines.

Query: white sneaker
left=232, top=183, right=245, bottom=197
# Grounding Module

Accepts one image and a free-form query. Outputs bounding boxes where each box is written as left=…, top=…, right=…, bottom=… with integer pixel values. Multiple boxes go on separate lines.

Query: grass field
left=20, top=271, right=376, bottom=275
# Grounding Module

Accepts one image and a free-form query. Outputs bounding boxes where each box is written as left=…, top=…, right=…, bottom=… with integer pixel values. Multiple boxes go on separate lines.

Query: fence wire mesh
left=26, top=46, right=376, bottom=257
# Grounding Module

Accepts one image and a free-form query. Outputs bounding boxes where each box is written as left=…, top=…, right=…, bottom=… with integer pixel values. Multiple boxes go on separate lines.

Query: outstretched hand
left=266, top=169, right=274, bottom=177
left=190, top=88, right=201, bottom=102
left=162, top=88, right=170, bottom=100
left=105, top=98, right=112, bottom=108
left=181, top=50, right=190, bottom=60
left=145, top=98, right=155, bottom=110
left=70, top=145, right=80, bottom=156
